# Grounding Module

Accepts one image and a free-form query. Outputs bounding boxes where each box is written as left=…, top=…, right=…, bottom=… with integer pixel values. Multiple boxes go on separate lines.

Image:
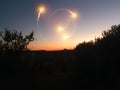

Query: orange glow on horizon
left=29, top=46, right=74, bottom=51
left=28, top=30, right=102, bottom=51
left=28, top=43, right=75, bottom=51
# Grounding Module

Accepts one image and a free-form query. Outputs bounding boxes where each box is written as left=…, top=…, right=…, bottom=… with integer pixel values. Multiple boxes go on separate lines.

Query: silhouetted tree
left=73, top=25, right=120, bottom=89
left=75, top=24, right=120, bottom=51
left=75, top=41, right=94, bottom=55
left=0, top=28, right=34, bottom=51
left=102, top=25, right=120, bottom=38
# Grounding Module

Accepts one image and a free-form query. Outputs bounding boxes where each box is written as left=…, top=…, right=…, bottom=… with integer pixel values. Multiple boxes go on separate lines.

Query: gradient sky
left=0, top=0, right=120, bottom=50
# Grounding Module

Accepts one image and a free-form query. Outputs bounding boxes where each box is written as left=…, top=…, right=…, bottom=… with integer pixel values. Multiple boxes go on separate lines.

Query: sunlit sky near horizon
left=0, top=0, right=120, bottom=50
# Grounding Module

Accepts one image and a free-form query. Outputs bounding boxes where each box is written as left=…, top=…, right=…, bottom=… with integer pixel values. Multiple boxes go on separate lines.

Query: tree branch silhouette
left=0, top=28, right=34, bottom=51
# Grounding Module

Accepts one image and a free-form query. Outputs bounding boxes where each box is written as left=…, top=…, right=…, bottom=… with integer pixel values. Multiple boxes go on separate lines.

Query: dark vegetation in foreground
left=0, top=25, right=120, bottom=89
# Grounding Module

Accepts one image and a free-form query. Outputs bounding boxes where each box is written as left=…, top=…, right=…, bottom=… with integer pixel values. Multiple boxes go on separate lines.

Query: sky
left=0, top=0, right=120, bottom=50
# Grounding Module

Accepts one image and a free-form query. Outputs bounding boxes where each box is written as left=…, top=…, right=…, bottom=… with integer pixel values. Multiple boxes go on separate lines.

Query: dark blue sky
left=0, top=0, right=120, bottom=50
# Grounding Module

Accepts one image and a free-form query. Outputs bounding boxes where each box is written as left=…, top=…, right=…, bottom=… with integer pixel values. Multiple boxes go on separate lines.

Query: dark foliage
left=0, top=28, right=34, bottom=51
left=0, top=24, right=120, bottom=89
left=74, top=24, right=120, bottom=89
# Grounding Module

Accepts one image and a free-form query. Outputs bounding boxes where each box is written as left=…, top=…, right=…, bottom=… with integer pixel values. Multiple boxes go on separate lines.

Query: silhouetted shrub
left=75, top=24, right=120, bottom=52
left=0, top=28, right=34, bottom=51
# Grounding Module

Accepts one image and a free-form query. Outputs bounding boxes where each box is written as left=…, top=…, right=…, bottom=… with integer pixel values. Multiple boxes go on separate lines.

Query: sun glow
left=57, top=25, right=65, bottom=33
left=35, top=4, right=79, bottom=49
left=69, top=10, right=78, bottom=20
left=37, top=5, right=46, bottom=21
left=39, top=6, right=45, bottom=13
left=62, top=34, right=71, bottom=40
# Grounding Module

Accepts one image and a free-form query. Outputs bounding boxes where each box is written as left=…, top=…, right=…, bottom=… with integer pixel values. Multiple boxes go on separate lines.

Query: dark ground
left=0, top=24, right=120, bottom=90
left=0, top=49, right=120, bottom=90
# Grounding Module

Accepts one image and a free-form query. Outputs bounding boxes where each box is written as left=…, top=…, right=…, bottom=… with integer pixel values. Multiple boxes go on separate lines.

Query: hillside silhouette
left=0, top=24, right=120, bottom=89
